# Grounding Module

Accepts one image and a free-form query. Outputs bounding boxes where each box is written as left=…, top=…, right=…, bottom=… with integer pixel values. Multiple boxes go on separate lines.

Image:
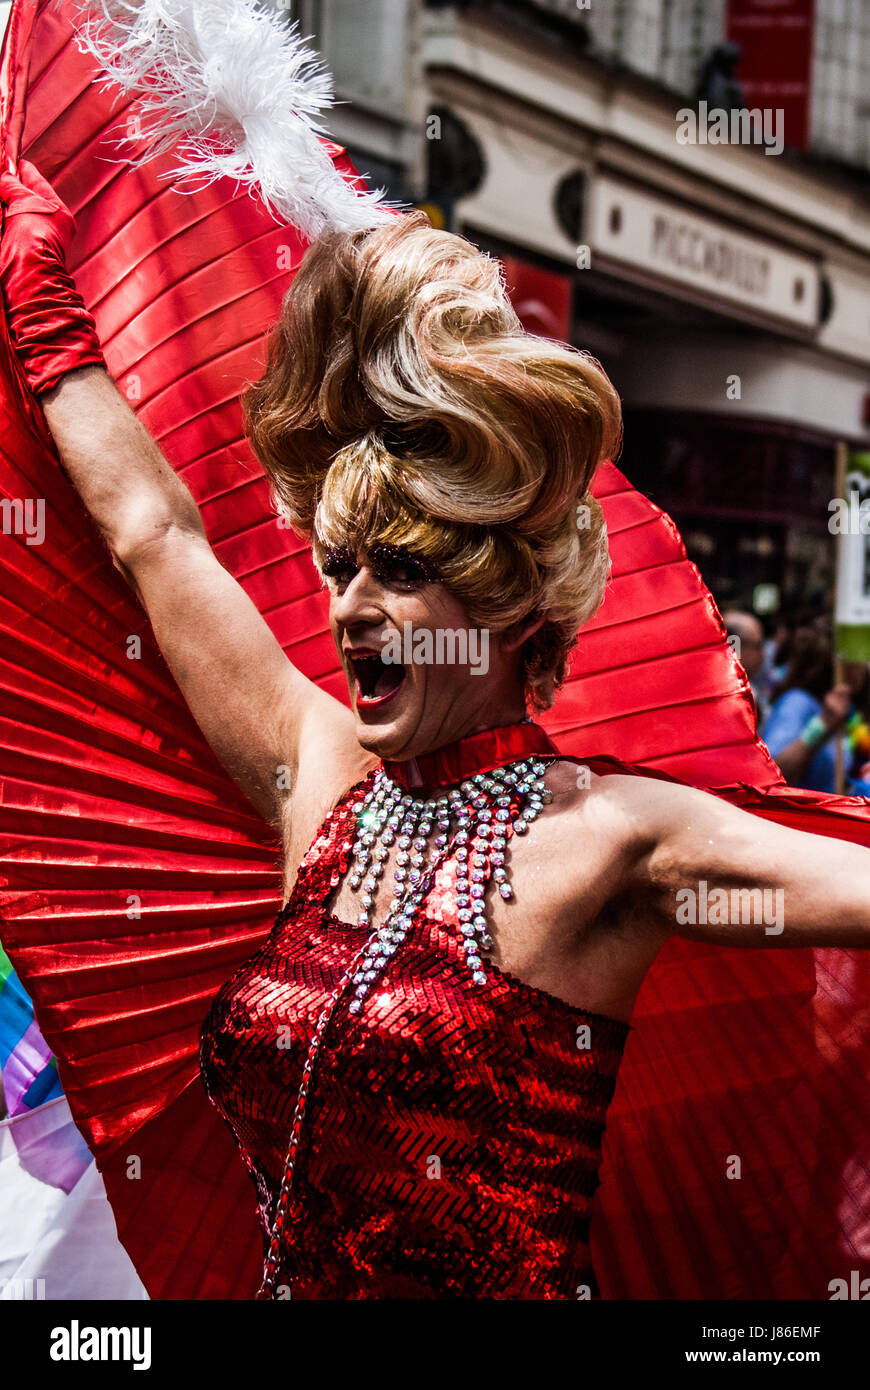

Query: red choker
left=383, top=720, right=560, bottom=791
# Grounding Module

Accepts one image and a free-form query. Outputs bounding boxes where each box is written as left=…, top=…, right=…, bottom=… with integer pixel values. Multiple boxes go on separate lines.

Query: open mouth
left=347, top=648, right=407, bottom=708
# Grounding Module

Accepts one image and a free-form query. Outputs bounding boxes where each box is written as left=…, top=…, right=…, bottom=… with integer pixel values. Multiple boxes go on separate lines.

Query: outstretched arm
left=611, top=774, right=870, bottom=948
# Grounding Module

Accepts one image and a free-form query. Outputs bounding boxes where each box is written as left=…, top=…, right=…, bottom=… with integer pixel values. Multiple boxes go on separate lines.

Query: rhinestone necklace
left=257, top=721, right=559, bottom=1298
left=344, top=755, right=554, bottom=1007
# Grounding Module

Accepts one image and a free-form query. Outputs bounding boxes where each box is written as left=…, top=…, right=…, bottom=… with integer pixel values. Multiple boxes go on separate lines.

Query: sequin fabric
left=200, top=769, right=631, bottom=1299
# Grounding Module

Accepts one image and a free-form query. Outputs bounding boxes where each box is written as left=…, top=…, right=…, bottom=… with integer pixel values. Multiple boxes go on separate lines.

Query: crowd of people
left=724, top=608, right=870, bottom=795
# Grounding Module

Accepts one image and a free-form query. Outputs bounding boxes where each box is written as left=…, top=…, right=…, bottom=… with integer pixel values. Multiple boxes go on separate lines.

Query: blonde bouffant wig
left=242, top=210, right=622, bottom=710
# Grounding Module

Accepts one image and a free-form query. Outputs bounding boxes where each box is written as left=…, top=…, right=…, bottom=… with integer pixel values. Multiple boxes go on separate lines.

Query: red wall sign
left=727, top=0, right=816, bottom=150
left=501, top=254, right=571, bottom=343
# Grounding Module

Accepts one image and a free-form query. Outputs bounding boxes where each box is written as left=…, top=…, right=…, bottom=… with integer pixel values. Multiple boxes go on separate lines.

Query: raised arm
left=612, top=773, right=870, bottom=948
left=0, top=163, right=366, bottom=828
left=41, top=367, right=365, bottom=826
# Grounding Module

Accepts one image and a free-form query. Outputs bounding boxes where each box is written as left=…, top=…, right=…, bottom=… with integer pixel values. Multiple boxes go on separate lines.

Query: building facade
left=276, top=0, right=870, bottom=620
left=1, top=0, right=864, bottom=616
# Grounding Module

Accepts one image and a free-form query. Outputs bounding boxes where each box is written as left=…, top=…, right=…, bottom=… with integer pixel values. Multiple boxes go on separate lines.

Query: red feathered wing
left=0, top=0, right=867, bottom=1300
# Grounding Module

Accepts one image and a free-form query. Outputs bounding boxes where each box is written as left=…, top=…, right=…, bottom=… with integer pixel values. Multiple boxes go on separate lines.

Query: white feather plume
left=72, top=0, right=401, bottom=238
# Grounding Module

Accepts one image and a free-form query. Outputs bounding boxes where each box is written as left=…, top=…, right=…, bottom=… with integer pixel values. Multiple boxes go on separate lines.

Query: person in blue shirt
left=761, top=626, right=868, bottom=793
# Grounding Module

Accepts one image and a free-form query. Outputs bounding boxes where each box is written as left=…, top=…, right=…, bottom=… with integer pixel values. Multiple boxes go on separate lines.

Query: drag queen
left=1, top=0, right=869, bottom=1300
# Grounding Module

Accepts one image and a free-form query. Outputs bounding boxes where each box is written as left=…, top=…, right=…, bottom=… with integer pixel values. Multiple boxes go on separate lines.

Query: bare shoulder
left=550, top=758, right=721, bottom=831
left=532, top=759, right=663, bottom=910
left=539, top=761, right=673, bottom=991
left=551, top=760, right=776, bottom=930
left=543, top=758, right=708, bottom=910
left=546, top=758, right=669, bottom=841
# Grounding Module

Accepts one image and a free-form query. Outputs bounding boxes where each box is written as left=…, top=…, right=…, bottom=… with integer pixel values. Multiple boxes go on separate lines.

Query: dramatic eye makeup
left=321, top=543, right=438, bottom=587
left=321, top=546, right=358, bottom=583
left=368, top=543, right=439, bottom=587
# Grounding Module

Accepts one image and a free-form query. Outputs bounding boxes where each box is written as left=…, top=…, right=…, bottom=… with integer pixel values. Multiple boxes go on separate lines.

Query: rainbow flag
left=0, top=945, right=148, bottom=1296
left=0, top=939, right=63, bottom=1116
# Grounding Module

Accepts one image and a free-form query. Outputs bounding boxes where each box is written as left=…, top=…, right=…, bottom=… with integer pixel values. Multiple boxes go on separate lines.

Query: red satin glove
left=0, top=159, right=106, bottom=395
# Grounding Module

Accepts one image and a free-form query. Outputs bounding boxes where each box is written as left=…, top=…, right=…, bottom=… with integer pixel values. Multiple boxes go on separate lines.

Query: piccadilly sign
left=590, top=176, right=818, bottom=329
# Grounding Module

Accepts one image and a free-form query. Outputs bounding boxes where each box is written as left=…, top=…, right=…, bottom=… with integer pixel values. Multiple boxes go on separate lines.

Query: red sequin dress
left=200, top=763, right=630, bottom=1300
left=3, top=0, right=870, bottom=1303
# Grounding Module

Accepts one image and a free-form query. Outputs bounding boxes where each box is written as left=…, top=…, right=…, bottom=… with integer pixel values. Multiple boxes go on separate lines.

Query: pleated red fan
left=0, top=0, right=868, bottom=1300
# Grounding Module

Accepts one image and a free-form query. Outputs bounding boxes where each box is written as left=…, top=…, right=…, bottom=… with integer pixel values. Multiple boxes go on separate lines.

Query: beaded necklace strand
left=257, top=751, right=555, bottom=1298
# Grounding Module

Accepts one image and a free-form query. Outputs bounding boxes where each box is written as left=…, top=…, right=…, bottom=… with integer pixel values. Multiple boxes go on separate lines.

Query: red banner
left=727, top=0, right=815, bottom=150
left=500, top=254, right=571, bottom=342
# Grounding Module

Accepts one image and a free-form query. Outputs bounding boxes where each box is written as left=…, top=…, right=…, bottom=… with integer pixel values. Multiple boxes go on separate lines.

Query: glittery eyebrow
left=368, top=543, right=439, bottom=583
left=320, top=542, right=439, bottom=585
left=321, top=545, right=357, bottom=574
